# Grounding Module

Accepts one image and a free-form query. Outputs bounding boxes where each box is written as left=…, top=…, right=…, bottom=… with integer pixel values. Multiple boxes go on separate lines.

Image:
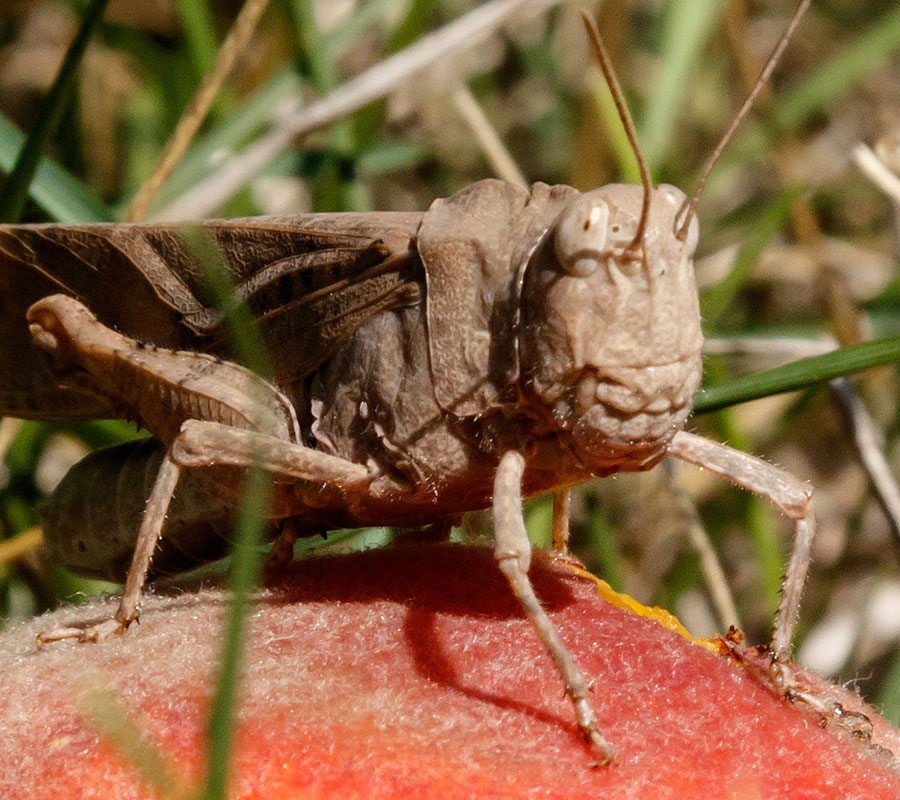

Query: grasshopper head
left=519, top=183, right=703, bottom=473
left=520, top=1, right=811, bottom=474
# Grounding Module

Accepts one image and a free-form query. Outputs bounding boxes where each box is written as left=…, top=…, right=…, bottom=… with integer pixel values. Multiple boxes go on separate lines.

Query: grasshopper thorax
left=519, top=184, right=703, bottom=473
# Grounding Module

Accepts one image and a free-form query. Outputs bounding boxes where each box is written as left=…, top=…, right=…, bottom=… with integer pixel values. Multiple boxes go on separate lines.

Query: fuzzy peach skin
left=2, top=543, right=900, bottom=799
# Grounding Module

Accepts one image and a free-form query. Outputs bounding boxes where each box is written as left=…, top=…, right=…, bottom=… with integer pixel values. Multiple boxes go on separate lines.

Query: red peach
left=1, top=543, right=899, bottom=799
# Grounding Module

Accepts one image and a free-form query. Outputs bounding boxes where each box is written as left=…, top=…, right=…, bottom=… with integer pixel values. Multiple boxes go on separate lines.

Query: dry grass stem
left=153, top=0, right=564, bottom=220
left=451, top=84, right=527, bottom=190
left=665, top=461, right=742, bottom=632
left=853, top=143, right=900, bottom=207
left=704, top=336, right=837, bottom=360
left=0, top=417, right=23, bottom=465
left=0, top=526, right=43, bottom=565
left=124, top=0, right=272, bottom=222
left=830, top=378, right=900, bottom=553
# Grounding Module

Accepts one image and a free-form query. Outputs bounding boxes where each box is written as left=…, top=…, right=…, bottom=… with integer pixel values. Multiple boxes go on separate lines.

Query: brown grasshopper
left=0, top=3, right=815, bottom=764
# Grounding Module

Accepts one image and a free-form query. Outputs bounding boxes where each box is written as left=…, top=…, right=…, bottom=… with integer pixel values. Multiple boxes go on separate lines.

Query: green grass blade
left=357, top=141, right=427, bottom=177
left=388, top=0, right=438, bottom=52
left=180, top=227, right=271, bottom=377
left=179, top=227, right=272, bottom=800
left=58, top=420, right=147, bottom=449
left=324, top=1, right=392, bottom=58
left=289, top=0, right=365, bottom=211
left=175, top=0, right=220, bottom=83
left=699, top=185, right=800, bottom=327
left=0, top=114, right=112, bottom=222
left=199, top=465, right=269, bottom=800
left=525, top=494, right=553, bottom=548
left=877, top=644, right=900, bottom=728
left=587, top=69, right=641, bottom=185
left=585, top=492, right=624, bottom=593
left=746, top=497, right=784, bottom=611
left=141, top=70, right=303, bottom=211
left=291, top=0, right=340, bottom=92
left=709, top=5, right=900, bottom=181
left=639, top=0, right=725, bottom=171
left=79, top=679, right=191, bottom=800
left=774, top=3, right=900, bottom=132
left=693, top=335, right=900, bottom=413
left=0, top=0, right=110, bottom=222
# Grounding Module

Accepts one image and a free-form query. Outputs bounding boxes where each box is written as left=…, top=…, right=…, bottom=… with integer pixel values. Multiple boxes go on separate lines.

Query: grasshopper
left=0, top=2, right=816, bottom=763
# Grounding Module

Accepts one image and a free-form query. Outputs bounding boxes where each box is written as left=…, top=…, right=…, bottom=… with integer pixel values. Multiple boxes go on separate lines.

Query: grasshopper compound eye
left=554, top=196, right=610, bottom=277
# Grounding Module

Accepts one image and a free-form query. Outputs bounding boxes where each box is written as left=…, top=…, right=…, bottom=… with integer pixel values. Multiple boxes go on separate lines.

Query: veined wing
left=0, top=212, right=422, bottom=420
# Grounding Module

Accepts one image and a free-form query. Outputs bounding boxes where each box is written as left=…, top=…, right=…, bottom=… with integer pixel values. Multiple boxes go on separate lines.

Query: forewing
left=0, top=212, right=422, bottom=420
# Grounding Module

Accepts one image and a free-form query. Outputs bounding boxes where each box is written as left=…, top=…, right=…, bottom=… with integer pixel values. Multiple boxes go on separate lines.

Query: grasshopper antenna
left=580, top=10, right=652, bottom=256
left=675, top=0, right=812, bottom=241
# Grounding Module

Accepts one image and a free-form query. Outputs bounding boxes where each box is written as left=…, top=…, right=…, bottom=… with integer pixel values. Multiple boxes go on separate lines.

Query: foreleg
left=493, top=451, right=614, bottom=764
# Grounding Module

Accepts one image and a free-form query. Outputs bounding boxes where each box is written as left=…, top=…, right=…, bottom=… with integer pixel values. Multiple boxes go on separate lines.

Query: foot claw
left=573, top=697, right=615, bottom=765
left=586, top=729, right=616, bottom=767
left=36, top=617, right=129, bottom=647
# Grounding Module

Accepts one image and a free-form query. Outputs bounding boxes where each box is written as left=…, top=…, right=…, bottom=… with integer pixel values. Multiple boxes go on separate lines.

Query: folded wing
left=0, top=212, right=422, bottom=420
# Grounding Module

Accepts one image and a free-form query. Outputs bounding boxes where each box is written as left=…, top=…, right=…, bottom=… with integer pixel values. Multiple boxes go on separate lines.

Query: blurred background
left=1, top=0, right=900, bottom=722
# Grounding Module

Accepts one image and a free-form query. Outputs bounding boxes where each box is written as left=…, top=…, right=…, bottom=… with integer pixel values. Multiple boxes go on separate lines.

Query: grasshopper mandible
left=0, top=2, right=816, bottom=764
